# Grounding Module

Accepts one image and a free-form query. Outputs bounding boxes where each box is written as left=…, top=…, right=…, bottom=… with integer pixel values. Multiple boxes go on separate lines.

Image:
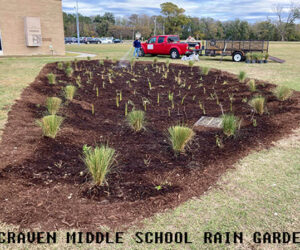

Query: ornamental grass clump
left=47, top=73, right=56, bottom=84
left=248, top=79, right=256, bottom=92
left=222, top=114, right=239, bottom=137
left=273, top=85, right=293, bottom=101
left=37, top=115, right=63, bottom=139
left=201, top=67, right=210, bottom=76
left=238, top=71, right=247, bottom=83
left=46, top=97, right=62, bottom=115
left=65, top=67, right=73, bottom=77
left=168, top=125, right=195, bottom=153
left=127, top=110, right=145, bottom=132
left=249, top=96, right=265, bottom=115
left=82, top=145, right=116, bottom=186
left=64, top=85, right=77, bottom=100
left=57, top=62, right=63, bottom=70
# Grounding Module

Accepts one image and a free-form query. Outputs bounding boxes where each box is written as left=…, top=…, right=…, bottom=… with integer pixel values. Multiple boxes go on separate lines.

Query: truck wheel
left=232, top=52, right=243, bottom=62
left=170, top=49, right=179, bottom=59
left=139, top=48, right=145, bottom=57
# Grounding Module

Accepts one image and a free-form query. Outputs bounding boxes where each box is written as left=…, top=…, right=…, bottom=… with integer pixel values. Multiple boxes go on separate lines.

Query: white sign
left=147, top=44, right=154, bottom=50
left=24, top=17, right=42, bottom=47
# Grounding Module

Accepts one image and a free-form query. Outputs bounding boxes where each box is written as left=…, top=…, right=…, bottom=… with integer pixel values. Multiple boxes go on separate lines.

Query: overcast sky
left=62, top=0, right=295, bottom=22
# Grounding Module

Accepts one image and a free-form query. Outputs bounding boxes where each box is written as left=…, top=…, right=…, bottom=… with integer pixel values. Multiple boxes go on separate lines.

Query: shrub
left=46, top=97, right=62, bottom=115
left=57, top=62, right=63, bottom=70
left=37, top=115, right=63, bottom=138
left=47, top=73, right=56, bottom=84
left=153, top=58, right=158, bottom=64
left=238, top=71, right=247, bottom=83
left=247, top=79, right=256, bottom=92
left=249, top=96, right=265, bottom=115
left=245, top=53, right=251, bottom=61
left=64, top=85, right=77, bottom=100
left=65, top=67, right=73, bottom=77
left=222, top=114, right=238, bottom=137
left=65, top=61, right=71, bottom=68
left=127, top=110, right=145, bottom=132
left=168, top=125, right=195, bottom=153
left=82, top=145, right=116, bottom=186
left=273, top=85, right=293, bottom=101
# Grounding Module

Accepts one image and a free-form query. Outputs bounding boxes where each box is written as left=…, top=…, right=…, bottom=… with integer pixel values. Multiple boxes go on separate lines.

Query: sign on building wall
left=24, top=17, right=42, bottom=47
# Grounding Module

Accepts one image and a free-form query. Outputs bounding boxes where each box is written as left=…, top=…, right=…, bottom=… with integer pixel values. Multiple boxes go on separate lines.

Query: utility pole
left=76, top=0, right=80, bottom=45
left=154, top=16, right=157, bottom=36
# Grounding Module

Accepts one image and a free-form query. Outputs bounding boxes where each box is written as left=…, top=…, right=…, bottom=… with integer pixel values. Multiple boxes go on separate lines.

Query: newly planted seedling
left=37, top=115, right=63, bottom=139
left=248, top=79, right=256, bottom=92
left=82, top=144, right=116, bottom=186
left=273, top=85, right=293, bottom=101
left=47, top=73, right=56, bottom=84
left=249, top=96, right=265, bottom=115
left=65, top=67, right=73, bottom=78
left=222, top=114, right=239, bottom=137
left=168, top=125, right=195, bottom=153
left=46, top=97, right=62, bottom=115
left=238, top=71, right=247, bottom=83
left=127, top=110, right=145, bottom=132
left=64, top=85, right=77, bottom=101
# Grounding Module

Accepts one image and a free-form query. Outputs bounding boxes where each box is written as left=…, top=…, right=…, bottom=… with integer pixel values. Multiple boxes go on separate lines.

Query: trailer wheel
left=139, top=48, right=145, bottom=57
left=232, top=52, right=243, bottom=62
left=170, top=49, right=179, bottom=59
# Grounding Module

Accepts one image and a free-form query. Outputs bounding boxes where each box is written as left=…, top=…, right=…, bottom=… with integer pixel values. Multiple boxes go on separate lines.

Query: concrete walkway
left=66, top=51, right=97, bottom=58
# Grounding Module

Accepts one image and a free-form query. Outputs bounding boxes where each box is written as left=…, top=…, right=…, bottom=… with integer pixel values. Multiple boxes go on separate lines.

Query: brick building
left=0, top=0, right=65, bottom=56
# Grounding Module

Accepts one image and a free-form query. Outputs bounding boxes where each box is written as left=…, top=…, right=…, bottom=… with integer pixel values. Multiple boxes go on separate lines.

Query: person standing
left=133, top=38, right=141, bottom=59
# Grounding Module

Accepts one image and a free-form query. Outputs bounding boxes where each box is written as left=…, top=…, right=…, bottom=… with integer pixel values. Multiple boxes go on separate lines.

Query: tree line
left=63, top=2, right=300, bottom=41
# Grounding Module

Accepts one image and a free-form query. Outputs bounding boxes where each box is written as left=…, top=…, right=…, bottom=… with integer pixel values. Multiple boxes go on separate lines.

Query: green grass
left=0, top=42, right=299, bottom=249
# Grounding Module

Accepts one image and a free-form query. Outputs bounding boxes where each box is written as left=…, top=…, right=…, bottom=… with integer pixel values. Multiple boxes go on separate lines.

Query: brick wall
left=0, top=0, right=65, bottom=56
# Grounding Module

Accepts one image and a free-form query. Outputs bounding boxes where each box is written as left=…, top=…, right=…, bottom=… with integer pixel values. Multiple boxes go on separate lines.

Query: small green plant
left=252, top=118, right=257, bottom=127
left=46, top=97, right=62, bottom=115
left=238, top=71, right=247, bottom=83
left=47, top=73, right=56, bottom=84
left=82, top=144, right=116, bottom=186
left=188, top=60, right=194, bottom=68
left=264, top=53, right=269, bottom=61
left=166, top=59, right=170, bottom=68
left=87, top=56, right=91, bottom=61
left=99, top=59, right=104, bottom=66
left=153, top=58, right=158, bottom=64
left=273, top=86, right=293, bottom=101
left=201, top=67, right=210, bottom=76
left=64, top=85, right=77, bottom=100
left=65, top=67, right=73, bottom=78
left=248, top=79, right=256, bottom=92
left=245, top=53, right=251, bottom=61
left=249, top=96, right=265, bottom=115
left=168, top=125, right=195, bottom=153
left=127, top=110, right=145, bottom=132
left=57, top=62, right=63, bottom=70
left=222, top=114, right=238, bottom=137
left=37, top=115, right=63, bottom=139
left=65, top=61, right=71, bottom=68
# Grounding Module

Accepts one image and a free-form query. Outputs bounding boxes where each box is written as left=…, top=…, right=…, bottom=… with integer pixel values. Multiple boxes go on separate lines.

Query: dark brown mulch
left=0, top=60, right=299, bottom=231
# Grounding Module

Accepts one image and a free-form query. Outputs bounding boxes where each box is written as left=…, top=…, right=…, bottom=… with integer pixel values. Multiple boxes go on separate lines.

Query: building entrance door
left=0, top=30, right=3, bottom=55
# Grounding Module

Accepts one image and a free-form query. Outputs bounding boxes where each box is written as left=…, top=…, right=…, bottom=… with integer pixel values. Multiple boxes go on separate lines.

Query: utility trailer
left=203, top=40, right=269, bottom=62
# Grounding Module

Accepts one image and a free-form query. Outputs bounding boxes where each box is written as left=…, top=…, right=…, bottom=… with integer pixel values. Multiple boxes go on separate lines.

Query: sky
left=62, top=0, right=295, bottom=22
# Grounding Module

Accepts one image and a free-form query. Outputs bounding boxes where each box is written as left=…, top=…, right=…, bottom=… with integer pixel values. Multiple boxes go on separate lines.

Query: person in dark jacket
left=133, top=38, right=141, bottom=58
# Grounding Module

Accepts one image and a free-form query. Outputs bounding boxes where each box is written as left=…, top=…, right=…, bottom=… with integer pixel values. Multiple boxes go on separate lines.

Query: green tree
left=160, top=2, right=189, bottom=35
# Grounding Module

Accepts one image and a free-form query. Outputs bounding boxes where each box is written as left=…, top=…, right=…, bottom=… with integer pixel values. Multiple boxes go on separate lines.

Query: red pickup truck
left=140, top=35, right=201, bottom=59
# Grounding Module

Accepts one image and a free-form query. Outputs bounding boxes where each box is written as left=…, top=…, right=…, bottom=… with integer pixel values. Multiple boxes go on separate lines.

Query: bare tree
left=273, top=2, right=300, bottom=41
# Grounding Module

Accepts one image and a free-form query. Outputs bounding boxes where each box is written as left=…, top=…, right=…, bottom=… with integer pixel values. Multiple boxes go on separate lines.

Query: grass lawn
left=0, top=42, right=299, bottom=249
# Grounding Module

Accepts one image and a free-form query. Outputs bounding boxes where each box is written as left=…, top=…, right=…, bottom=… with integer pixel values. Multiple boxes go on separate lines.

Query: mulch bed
left=0, top=60, right=299, bottom=231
